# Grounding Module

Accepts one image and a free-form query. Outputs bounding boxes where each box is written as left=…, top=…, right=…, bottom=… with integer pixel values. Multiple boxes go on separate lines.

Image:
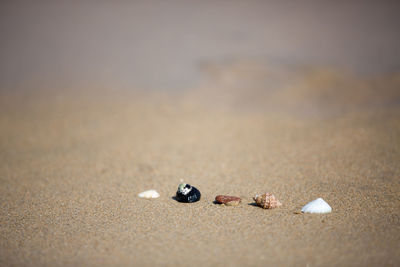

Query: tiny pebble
left=138, top=189, right=160, bottom=199
left=215, top=195, right=241, bottom=206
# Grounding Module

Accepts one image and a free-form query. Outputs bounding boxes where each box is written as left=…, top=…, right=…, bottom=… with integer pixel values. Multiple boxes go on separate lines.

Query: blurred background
left=1, top=0, right=399, bottom=92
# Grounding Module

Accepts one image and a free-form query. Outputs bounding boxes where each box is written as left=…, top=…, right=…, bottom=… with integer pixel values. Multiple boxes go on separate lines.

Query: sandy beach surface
left=1, top=63, right=400, bottom=266
left=1, top=1, right=400, bottom=266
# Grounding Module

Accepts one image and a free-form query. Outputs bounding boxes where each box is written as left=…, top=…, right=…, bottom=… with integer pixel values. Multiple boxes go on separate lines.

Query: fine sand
left=1, top=62, right=399, bottom=266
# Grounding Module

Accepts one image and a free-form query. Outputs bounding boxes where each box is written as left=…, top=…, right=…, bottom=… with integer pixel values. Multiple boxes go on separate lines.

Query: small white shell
left=138, top=189, right=160, bottom=199
left=301, top=198, right=332, bottom=214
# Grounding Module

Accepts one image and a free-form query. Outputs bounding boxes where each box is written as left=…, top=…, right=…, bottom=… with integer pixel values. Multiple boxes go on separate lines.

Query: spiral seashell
left=253, top=193, right=282, bottom=209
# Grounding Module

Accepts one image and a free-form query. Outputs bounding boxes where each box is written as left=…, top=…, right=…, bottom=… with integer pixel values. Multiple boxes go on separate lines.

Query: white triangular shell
left=138, top=189, right=160, bottom=199
left=301, top=198, right=332, bottom=214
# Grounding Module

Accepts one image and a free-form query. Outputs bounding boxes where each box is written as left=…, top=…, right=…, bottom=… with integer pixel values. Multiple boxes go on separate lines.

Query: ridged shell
left=253, top=193, right=282, bottom=209
left=301, top=198, right=332, bottom=214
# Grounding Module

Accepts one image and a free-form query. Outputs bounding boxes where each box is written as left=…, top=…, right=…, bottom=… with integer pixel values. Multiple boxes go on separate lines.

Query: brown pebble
left=215, top=195, right=241, bottom=206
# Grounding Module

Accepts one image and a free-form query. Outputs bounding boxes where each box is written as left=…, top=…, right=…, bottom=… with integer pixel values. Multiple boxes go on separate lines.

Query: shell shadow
left=171, top=196, right=202, bottom=204
left=248, top=202, right=258, bottom=207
